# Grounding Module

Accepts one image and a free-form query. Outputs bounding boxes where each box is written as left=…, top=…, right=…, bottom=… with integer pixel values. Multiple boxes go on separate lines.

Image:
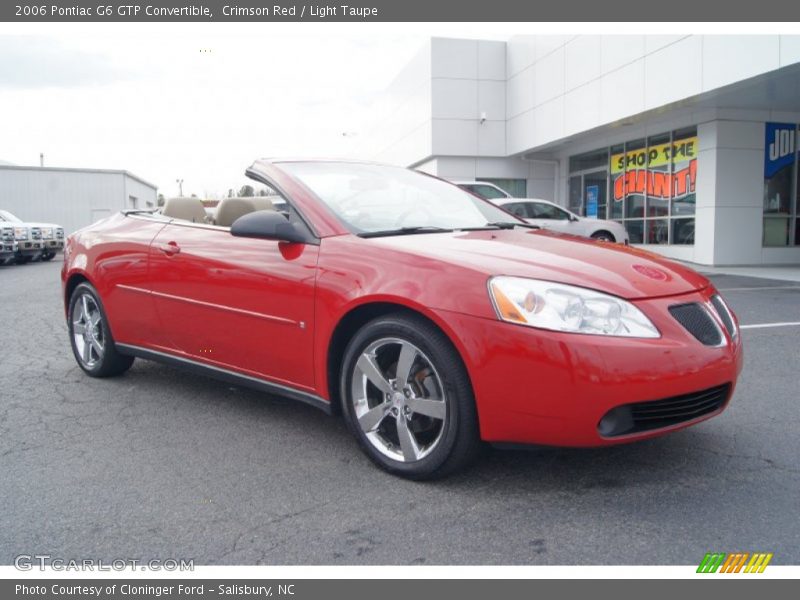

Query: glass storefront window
left=672, top=218, right=695, bottom=245
left=609, top=144, right=624, bottom=219
left=481, top=178, right=527, bottom=198
left=646, top=133, right=671, bottom=219
left=623, top=139, right=646, bottom=220
left=584, top=171, right=607, bottom=219
left=764, top=217, right=790, bottom=246
left=626, top=220, right=644, bottom=244
left=570, top=128, right=698, bottom=246
left=671, top=131, right=697, bottom=218
left=568, top=175, right=582, bottom=214
left=763, top=123, right=798, bottom=247
left=569, top=149, right=608, bottom=172
left=647, top=219, right=669, bottom=245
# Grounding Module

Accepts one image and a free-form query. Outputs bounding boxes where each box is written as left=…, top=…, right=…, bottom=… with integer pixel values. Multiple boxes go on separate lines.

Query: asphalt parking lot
left=1, top=260, right=798, bottom=565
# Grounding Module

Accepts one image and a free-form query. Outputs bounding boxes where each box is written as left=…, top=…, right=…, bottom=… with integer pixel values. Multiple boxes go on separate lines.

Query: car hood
left=22, top=222, right=62, bottom=228
left=371, top=229, right=710, bottom=300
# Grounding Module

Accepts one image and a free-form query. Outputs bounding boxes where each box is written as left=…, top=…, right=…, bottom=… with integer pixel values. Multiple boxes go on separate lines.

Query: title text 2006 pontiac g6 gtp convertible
left=61, top=160, right=743, bottom=479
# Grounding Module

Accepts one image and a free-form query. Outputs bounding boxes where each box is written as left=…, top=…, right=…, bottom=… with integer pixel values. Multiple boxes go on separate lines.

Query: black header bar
left=3, top=0, right=800, bottom=22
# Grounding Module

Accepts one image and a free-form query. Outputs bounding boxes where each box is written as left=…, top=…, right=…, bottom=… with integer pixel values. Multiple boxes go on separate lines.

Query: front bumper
left=17, top=240, right=43, bottom=256
left=436, top=285, right=742, bottom=447
left=43, top=239, right=65, bottom=251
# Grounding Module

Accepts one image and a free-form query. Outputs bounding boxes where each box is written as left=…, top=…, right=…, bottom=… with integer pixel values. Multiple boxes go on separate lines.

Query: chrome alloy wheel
left=71, top=293, right=105, bottom=369
left=351, top=337, right=447, bottom=462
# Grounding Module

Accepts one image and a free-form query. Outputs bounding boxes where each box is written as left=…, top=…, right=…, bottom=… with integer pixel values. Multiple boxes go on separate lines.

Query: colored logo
left=632, top=264, right=669, bottom=281
left=764, top=123, right=796, bottom=178
left=697, top=552, right=773, bottom=573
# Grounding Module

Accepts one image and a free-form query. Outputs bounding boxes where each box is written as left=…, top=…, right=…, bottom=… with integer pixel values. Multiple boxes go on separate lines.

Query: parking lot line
left=740, top=321, right=800, bottom=329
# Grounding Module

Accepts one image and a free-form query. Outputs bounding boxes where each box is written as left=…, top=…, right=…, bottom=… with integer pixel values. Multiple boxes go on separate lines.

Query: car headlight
left=488, top=276, right=660, bottom=338
left=13, top=227, right=28, bottom=240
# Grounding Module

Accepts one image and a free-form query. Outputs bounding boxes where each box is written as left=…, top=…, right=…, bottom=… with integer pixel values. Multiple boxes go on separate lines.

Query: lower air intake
left=598, top=384, right=731, bottom=437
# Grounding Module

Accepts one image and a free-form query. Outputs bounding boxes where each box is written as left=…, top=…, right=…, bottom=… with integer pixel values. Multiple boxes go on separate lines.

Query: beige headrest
left=215, top=198, right=257, bottom=227
left=162, top=197, right=208, bottom=223
left=249, top=197, right=275, bottom=211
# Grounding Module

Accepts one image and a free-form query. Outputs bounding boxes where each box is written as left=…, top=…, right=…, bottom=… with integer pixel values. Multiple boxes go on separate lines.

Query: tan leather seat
left=249, top=197, right=275, bottom=211
left=162, top=197, right=208, bottom=223
left=215, top=198, right=257, bottom=227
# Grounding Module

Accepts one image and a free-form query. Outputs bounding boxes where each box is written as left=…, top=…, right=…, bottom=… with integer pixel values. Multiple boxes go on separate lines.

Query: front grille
left=1, top=228, right=12, bottom=242
left=669, top=302, right=722, bottom=346
left=30, top=227, right=42, bottom=240
left=711, top=295, right=736, bottom=339
left=598, top=384, right=731, bottom=437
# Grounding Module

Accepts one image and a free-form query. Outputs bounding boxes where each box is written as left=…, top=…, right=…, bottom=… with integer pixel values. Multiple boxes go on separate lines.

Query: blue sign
left=586, top=185, right=599, bottom=219
left=764, top=122, right=796, bottom=178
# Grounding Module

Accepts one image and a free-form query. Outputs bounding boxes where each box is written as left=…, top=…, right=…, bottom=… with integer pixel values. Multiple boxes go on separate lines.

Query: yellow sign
left=611, top=136, right=698, bottom=174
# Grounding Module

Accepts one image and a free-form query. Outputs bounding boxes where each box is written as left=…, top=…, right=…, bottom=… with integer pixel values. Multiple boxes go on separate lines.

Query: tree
left=239, top=185, right=255, bottom=197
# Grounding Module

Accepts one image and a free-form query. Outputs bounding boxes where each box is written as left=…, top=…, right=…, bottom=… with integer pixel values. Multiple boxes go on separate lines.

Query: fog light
left=598, top=406, right=634, bottom=437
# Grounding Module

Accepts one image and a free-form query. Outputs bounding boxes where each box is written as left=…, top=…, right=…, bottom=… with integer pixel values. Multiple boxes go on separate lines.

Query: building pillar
left=696, top=120, right=765, bottom=266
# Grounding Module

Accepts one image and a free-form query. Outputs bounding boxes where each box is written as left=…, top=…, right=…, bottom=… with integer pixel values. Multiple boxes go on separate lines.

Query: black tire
left=68, top=282, right=134, bottom=378
left=340, top=313, right=481, bottom=480
left=591, top=230, right=615, bottom=242
left=41, top=251, right=55, bottom=261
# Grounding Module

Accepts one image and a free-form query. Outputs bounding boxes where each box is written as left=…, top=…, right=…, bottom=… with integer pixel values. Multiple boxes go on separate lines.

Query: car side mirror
left=570, top=214, right=580, bottom=222
left=230, top=210, right=307, bottom=244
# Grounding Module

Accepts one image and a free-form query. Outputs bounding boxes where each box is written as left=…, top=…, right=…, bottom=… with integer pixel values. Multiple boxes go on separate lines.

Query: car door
left=91, top=215, right=167, bottom=348
left=529, top=202, right=575, bottom=234
left=147, top=219, right=319, bottom=391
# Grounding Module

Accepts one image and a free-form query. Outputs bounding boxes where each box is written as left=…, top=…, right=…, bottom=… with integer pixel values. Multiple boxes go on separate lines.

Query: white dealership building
left=359, top=35, right=800, bottom=266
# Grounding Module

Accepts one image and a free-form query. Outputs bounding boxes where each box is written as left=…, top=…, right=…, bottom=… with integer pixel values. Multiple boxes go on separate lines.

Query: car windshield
left=0, top=210, right=22, bottom=223
left=279, top=162, right=519, bottom=235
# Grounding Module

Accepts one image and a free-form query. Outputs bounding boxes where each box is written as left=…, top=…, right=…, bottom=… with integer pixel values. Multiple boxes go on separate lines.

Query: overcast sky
left=3, top=23, right=778, bottom=198
left=0, top=29, right=452, bottom=197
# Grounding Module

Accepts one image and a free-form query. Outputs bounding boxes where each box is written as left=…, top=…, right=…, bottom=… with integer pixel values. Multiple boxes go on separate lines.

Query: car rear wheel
left=340, top=313, right=480, bottom=479
left=68, top=282, right=134, bottom=378
left=41, top=251, right=56, bottom=261
left=591, top=230, right=615, bottom=242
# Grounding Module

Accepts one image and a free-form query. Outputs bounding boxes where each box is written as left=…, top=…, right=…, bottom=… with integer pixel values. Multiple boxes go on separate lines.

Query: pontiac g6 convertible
left=62, top=160, right=743, bottom=479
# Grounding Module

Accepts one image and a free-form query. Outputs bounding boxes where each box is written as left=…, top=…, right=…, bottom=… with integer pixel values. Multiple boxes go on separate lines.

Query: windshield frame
left=271, top=161, right=527, bottom=237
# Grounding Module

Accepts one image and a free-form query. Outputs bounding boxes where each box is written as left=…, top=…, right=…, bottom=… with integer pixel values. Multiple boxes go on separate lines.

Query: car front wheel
left=68, top=282, right=134, bottom=377
left=340, top=313, right=480, bottom=479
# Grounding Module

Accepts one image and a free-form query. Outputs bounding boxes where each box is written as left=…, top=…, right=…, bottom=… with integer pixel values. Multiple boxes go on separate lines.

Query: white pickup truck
left=1, top=223, right=18, bottom=265
left=0, top=209, right=64, bottom=263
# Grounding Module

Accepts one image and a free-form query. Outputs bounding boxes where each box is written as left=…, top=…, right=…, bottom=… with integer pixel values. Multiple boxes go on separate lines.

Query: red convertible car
left=62, top=159, right=743, bottom=479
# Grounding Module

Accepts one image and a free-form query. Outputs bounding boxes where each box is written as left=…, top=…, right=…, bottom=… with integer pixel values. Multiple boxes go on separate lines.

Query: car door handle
left=159, top=241, right=181, bottom=256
